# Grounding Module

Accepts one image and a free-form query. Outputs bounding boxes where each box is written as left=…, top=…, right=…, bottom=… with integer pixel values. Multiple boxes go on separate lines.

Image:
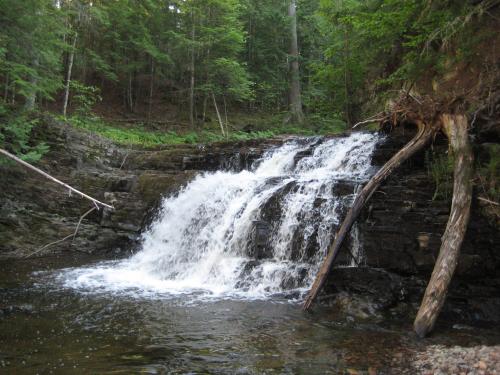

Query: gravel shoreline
left=411, top=344, right=500, bottom=374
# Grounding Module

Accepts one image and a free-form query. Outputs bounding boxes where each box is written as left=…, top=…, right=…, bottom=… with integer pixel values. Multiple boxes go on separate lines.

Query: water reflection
left=1, top=256, right=499, bottom=374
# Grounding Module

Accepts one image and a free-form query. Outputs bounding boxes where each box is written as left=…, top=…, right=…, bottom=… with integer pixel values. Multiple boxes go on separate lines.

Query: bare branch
left=478, top=196, right=500, bottom=206
left=72, top=207, right=96, bottom=242
left=25, top=234, right=75, bottom=258
left=352, top=112, right=386, bottom=129
left=352, top=118, right=385, bottom=129
left=25, top=206, right=97, bottom=258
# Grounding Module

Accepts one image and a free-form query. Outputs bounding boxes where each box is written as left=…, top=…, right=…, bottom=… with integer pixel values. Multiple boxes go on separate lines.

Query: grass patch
left=63, top=110, right=350, bottom=148
left=65, top=115, right=279, bottom=147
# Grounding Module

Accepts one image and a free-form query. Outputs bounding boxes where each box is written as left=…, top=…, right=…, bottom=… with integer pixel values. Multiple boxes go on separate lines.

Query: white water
left=57, top=133, right=380, bottom=300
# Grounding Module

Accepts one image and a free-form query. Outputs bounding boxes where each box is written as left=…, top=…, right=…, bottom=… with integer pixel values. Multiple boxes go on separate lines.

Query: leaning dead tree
left=413, top=114, right=473, bottom=337
left=303, top=94, right=474, bottom=337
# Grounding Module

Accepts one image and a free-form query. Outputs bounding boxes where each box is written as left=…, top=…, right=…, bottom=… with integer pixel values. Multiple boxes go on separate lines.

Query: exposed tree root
left=414, top=114, right=474, bottom=337
left=303, top=120, right=438, bottom=310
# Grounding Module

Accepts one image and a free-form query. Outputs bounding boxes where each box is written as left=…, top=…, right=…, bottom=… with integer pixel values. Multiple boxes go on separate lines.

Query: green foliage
left=310, top=0, right=491, bottom=121
left=477, top=144, right=500, bottom=203
left=0, top=0, right=491, bottom=139
left=209, top=58, right=254, bottom=101
left=66, top=115, right=279, bottom=147
left=241, top=0, right=289, bottom=111
left=0, top=0, right=66, bottom=109
left=425, top=150, right=454, bottom=200
left=67, top=116, right=185, bottom=146
left=307, top=114, right=348, bottom=134
left=0, top=110, right=49, bottom=163
left=70, top=81, right=102, bottom=116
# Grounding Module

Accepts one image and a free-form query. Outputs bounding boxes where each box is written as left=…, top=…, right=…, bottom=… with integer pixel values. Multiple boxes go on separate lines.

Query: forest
left=1, top=0, right=499, bottom=373
left=2, top=0, right=498, bottom=158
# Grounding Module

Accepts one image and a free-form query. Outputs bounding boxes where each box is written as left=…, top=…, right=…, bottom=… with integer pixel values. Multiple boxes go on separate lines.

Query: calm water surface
left=1, top=255, right=498, bottom=374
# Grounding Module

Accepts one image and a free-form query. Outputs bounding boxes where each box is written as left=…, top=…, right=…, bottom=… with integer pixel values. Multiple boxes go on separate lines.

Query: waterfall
left=59, top=133, right=380, bottom=300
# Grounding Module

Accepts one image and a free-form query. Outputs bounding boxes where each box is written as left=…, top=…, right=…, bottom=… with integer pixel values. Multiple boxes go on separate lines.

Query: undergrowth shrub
left=0, top=107, right=49, bottom=163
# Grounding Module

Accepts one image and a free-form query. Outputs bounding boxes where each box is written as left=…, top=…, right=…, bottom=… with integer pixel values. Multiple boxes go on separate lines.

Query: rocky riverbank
left=1, top=116, right=499, bottom=332
left=0, top=116, right=285, bottom=258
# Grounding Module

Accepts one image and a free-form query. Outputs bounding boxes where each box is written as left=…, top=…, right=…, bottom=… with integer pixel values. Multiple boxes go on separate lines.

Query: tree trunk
left=343, top=29, right=352, bottom=127
left=414, top=114, right=474, bottom=337
left=212, top=92, right=225, bottom=137
left=303, top=121, right=436, bottom=310
left=62, top=33, right=77, bottom=118
left=189, top=12, right=196, bottom=128
left=127, top=71, right=134, bottom=112
left=24, top=56, right=39, bottom=111
left=288, top=0, right=304, bottom=124
left=3, top=72, right=9, bottom=103
left=147, top=59, right=155, bottom=124
left=223, top=94, right=229, bottom=135
left=202, top=95, right=208, bottom=124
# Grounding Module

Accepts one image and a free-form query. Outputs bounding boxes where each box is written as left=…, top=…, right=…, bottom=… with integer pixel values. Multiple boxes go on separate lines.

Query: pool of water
left=1, top=255, right=499, bottom=374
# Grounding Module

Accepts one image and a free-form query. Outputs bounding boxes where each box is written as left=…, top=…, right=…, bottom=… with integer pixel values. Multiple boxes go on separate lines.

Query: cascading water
left=58, top=132, right=380, bottom=300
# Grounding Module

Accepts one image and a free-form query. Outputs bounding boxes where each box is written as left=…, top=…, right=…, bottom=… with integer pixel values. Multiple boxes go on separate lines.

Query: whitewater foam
left=55, top=133, right=380, bottom=300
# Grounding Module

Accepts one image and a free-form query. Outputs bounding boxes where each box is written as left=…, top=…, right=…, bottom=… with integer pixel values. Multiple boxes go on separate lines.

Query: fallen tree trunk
left=0, top=148, right=113, bottom=210
left=414, top=114, right=473, bottom=337
left=303, top=121, right=436, bottom=310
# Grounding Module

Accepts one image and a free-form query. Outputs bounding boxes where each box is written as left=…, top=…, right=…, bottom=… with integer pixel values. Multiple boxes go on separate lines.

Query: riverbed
left=1, top=254, right=499, bottom=374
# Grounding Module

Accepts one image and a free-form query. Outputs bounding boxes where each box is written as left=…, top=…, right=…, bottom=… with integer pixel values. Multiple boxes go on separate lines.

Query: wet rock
left=0, top=117, right=286, bottom=259
left=248, top=220, right=271, bottom=259
left=331, top=127, right=500, bottom=325
left=0, top=304, right=35, bottom=317
left=412, top=345, right=500, bottom=374
left=321, top=268, right=410, bottom=316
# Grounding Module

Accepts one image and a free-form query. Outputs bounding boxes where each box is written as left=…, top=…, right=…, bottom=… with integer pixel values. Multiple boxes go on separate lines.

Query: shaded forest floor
left=49, top=103, right=348, bottom=148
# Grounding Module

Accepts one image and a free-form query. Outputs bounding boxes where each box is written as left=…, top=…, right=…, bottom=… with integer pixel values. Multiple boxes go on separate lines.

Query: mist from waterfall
left=58, top=133, right=380, bottom=300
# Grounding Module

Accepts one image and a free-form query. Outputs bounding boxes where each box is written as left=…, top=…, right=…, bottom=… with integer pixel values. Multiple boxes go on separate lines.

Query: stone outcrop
left=0, top=116, right=284, bottom=258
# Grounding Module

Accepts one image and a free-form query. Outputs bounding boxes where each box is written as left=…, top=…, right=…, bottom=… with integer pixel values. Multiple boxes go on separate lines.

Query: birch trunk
left=62, top=34, right=77, bottom=117
left=24, top=57, right=39, bottom=111
left=212, top=92, right=225, bottom=137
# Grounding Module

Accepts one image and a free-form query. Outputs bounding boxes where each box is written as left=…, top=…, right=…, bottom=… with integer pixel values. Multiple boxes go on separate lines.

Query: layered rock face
left=0, top=117, right=283, bottom=258
left=324, top=125, right=500, bottom=326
